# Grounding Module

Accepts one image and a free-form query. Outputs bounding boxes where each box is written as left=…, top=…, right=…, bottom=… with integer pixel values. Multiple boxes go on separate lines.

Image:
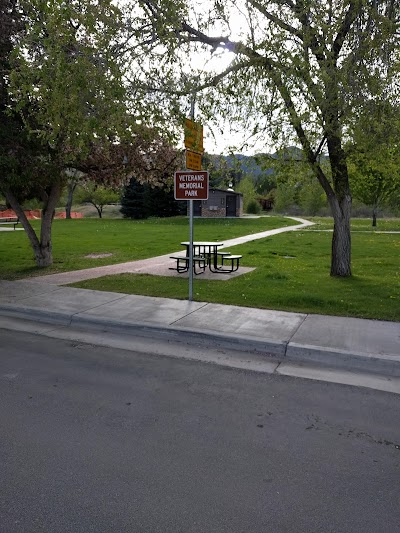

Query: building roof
left=209, top=188, right=243, bottom=196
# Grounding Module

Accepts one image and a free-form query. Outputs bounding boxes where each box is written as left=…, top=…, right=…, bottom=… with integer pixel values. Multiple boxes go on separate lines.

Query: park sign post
left=174, top=169, right=209, bottom=301
left=178, top=116, right=207, bottom=301
left=174, top=171, right=209, bottom=200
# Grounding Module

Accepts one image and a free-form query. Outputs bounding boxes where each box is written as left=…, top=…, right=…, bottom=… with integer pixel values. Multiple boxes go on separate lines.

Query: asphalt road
left=1, top=329, right=399, bottom=533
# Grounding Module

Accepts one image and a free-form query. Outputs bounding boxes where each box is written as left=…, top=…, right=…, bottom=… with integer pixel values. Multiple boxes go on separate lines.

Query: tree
left=146, top=181, right=184, bottom=217
left=127, top=0, right=399, bottom=276
left=0, top=0, right=129, bottom=266
left=347, top=101, right=400, bottom=226
left=253, top=166, right=276, bottom=196
left=262, top=148, right=328, bottom=215
left=236, top=175, right=257, bottom=212
left=0, top=0, right=58, bottom=264
left=120, top=177, right=150, bottom=219
left=202, top=153, right=241, bottom=189
left=120, top=175, right=183, bottom=219
left=274, top=183, right=297, bottom=214
left=76, top=183, right=120, bottom=219
left=63, top=169, right=86, bottom=219
left=299, top=179, right=327, bottom=216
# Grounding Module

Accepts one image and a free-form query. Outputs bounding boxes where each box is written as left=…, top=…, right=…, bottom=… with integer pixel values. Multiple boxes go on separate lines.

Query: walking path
left=26, top=216, right=314, bottom=285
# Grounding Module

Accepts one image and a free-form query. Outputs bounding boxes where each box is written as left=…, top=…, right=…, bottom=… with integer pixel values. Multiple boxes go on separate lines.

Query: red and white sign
left=174, top=171, right=209, bottom=200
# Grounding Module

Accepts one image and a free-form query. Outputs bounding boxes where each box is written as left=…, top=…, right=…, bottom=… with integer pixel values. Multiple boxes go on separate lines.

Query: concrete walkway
left=26, top=216, right=314, bottom=285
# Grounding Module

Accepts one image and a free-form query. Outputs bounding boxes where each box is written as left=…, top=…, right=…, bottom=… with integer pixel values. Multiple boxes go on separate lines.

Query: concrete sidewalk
left=0, top=280, right=399, bottom=379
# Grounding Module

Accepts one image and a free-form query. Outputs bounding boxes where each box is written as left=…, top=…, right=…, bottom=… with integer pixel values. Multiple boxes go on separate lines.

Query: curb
left=69, top=314, right=287, bottom=357
left=1, top=305, right=399, bottom=378
left=286, top=343, right=400, bottom=378
left=0, top=305, right=72, bottom=326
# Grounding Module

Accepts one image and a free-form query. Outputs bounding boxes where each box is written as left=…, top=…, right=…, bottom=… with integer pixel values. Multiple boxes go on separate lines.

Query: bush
left=246, top=199, right=261, bottom=214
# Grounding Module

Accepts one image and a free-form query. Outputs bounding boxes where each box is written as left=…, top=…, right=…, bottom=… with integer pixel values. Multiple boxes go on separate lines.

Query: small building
left=193, top=188, right=243, bottom=218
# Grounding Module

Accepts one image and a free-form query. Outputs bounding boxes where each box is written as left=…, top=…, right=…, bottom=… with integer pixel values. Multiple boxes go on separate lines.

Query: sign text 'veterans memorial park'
left=174, top=171, right=209, bottom=200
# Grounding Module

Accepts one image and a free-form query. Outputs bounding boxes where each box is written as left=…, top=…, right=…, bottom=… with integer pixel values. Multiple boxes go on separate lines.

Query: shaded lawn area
left=0, top=215, right=294, bottom=280
left=70, top=229, right=400, bottom=322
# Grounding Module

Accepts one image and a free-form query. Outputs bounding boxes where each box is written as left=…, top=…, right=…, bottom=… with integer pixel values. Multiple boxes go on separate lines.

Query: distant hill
left=205, top=146, right=325, bottom=183
left=203, top=152, right=275, bottom=190
left=223, top=154, right=273, bottom=177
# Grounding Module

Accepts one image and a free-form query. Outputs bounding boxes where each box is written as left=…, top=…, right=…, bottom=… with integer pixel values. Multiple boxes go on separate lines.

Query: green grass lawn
left=0, top=215, right=294, bottom=279
left=1, top=216, right=399, bottom=321
left=305, top=217, right=400, bottom=232
left=69, top=227, right=400, bottom=322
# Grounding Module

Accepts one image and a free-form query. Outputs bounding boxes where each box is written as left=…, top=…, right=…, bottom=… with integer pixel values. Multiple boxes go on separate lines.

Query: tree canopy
left=347, top=100, right=400, bottom=225
left=0, top=0, right=178, bottom=267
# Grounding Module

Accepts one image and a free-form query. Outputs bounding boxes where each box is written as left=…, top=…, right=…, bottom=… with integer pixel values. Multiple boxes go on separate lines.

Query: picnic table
left=170, top=241, right=242, bottom=274
left=0, top=216, right=20, bottom=230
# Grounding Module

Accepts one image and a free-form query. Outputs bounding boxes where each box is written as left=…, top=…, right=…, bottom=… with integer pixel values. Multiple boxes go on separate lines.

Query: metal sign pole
left=188, top=199, right=194, bottom=301
left=174, top=170, right=208, bottom=302
left=188, top=96, right=196, bottom=302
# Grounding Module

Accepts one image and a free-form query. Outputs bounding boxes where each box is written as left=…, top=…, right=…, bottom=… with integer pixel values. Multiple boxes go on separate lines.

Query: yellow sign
left=184, top=118, right=204, bottom=153
left=186, top=150, right=202, bottom=171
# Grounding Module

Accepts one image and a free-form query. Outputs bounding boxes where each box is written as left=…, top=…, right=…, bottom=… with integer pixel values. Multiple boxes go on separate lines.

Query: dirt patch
left=84, top=253, right=113, bottom=259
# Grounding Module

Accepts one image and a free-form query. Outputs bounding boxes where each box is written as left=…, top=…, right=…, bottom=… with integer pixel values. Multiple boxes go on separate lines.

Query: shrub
left=246, top=199, right=261, bottom=214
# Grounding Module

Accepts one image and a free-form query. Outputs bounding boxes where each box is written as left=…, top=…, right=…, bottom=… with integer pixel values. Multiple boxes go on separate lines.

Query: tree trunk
left=326, top=134, right=352, bottom=277
left=372, top=208, right=377, bottom=227
left=33, top=242, right=53, bottom=267
left=3, top=181, right=61, bottom=267
left=330, top=200, right=352, bottom=277
left=65, top=181, right=77, bottom=219
left=38, top=181, right=62, bottom=266
left=94, top=204, right=102, bottom=218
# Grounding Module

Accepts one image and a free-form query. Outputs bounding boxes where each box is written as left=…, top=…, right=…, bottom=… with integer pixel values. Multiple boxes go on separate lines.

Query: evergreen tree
left=121, top=177, right=185, bottom=219
left=120, top=177, right=149, bottom=219
left=147, top=182, right=182, bottom=217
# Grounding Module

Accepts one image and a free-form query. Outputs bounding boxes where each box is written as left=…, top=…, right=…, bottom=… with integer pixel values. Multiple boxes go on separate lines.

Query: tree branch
left=272, top=71, right=335, bottom=199
left=333, top=1, right=363, bottom=58
left=292, top=0, right=326, bottom=62
left=248, top=0, right=302, bottom=39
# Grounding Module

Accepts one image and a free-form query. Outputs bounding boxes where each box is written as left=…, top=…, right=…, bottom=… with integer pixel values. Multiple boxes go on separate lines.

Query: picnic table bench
left=169, top=255, right=206, bottom=274
left=0, top=217, right=20, bottom=229
left=170, top=242, right=243, bottom=274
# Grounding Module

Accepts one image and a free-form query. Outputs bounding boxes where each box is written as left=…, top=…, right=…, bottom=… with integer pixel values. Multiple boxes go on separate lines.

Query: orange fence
left=54, top=212, right=83, bottom=219
left=0, top=209, right=83, bottom=219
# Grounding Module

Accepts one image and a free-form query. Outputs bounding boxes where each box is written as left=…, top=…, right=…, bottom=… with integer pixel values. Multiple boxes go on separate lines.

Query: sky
left=180, top=50, right=269, bottom=156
